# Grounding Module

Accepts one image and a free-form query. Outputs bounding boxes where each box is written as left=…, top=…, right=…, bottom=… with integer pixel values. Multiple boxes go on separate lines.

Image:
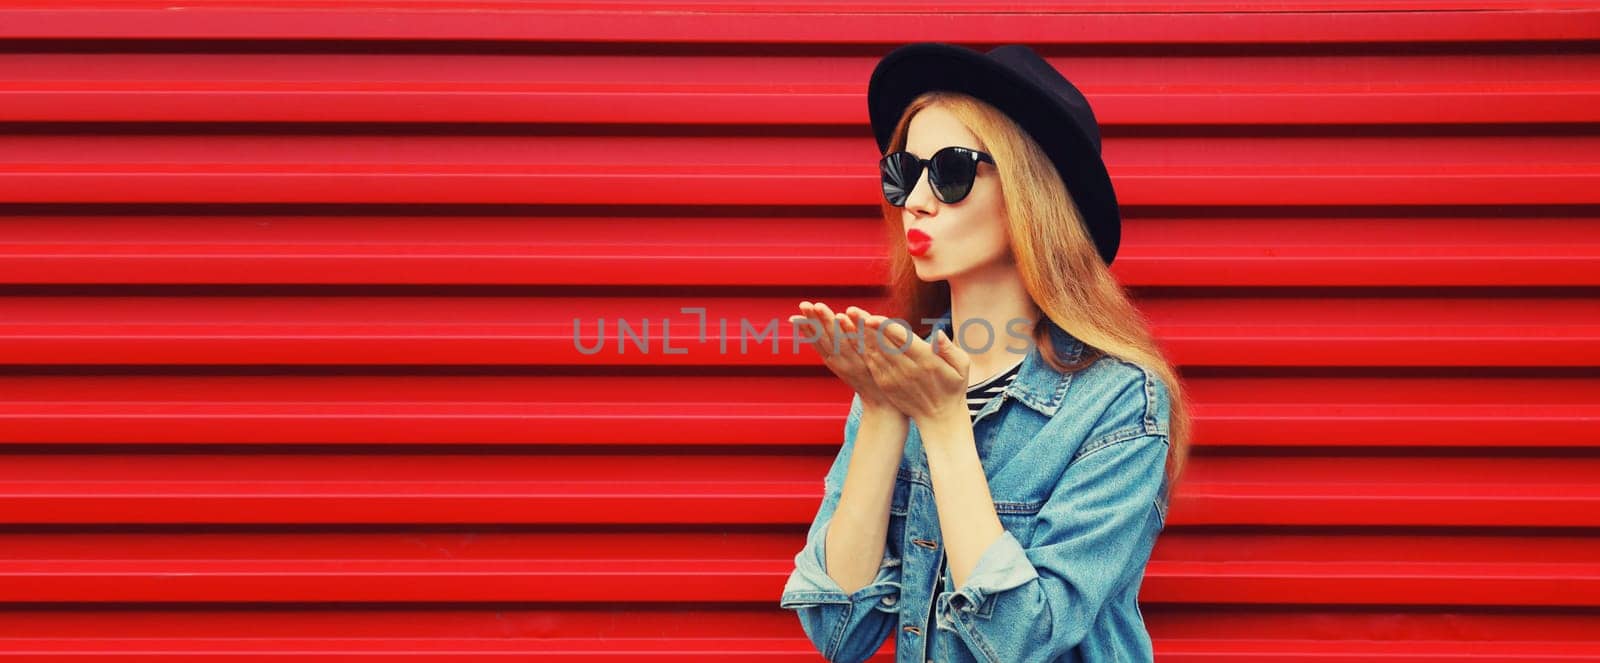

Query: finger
left=837, top=310, right=857, bottom=334
left=845, top=309, right=870, bottom=344
left=790, top=302, right=815, bottom=333
left=872, top=317, right=907, bottom=358
left=790, top=303, right=826, bottom=354
left=862, top=317, right=891, bottom=361
left=871, top=317, right=918, bottom=359
left=845, top=306, right=872, bottom=345
left=824, top=304, right=851, bottom=357
left=832, top=312, right=865, bottom=357
left=788, top=303, right=810, bottom=327
left=800, top=301, right=838, bottom=357
left=932, top=329, right=967, bottom=377
left=835, top=307, right=871, bottom=357
left=861, top=315, right=885, bottom=355
left=814, top=302, right=842, bottom=354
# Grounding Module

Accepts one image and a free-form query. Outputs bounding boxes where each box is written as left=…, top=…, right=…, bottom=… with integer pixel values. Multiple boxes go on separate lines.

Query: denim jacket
left=779, top=311, right=1172, bottom=662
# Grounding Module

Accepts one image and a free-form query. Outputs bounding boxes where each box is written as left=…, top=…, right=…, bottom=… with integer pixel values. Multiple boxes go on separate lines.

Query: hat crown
left=985, top=44, right=1102, bottom=154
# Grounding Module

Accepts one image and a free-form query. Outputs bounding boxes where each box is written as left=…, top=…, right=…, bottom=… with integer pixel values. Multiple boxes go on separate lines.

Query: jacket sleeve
left=779, top=392, right=903, bottom=663
left=939, top=426, right=1171, bottom=663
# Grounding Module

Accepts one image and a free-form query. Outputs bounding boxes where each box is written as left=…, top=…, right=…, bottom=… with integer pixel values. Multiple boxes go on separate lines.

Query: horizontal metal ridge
left=0, top=3, right=1594, bottom=43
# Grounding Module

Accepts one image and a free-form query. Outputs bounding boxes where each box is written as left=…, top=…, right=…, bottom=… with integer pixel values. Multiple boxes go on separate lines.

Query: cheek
left=980, top=185, right=1007, bottom=228
left=969, top=194, right=1010, bottom=254
left=935, top=185, right=1010, bottom=262
left=940, top=216, right=1009, bottom=265
left=980, top=190, right=1011, bottom=255
left=983, top=221, right=1011, bottom=259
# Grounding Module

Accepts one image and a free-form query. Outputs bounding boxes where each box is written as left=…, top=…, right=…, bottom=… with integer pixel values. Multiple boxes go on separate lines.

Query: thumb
left=936, top=329, right=969, bottom=368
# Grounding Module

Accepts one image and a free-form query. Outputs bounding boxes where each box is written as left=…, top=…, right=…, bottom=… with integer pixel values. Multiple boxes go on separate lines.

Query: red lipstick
left=906, top=228, right=932, bottom=257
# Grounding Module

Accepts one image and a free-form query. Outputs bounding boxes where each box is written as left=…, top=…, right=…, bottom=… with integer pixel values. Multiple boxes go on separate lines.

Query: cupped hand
left=857, top=313, right=971, bottom=425
left=789, top=301, right=893, bottom=410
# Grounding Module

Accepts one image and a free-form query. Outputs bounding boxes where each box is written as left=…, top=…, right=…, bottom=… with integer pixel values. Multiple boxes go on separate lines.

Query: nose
left=902, top=164, right=939, bottom=217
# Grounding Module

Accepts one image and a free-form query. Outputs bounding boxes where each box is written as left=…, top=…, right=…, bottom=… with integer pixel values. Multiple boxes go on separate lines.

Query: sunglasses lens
left=929, top=148, right=978, bottom=203
left=879, top=152, right=920, bottom=206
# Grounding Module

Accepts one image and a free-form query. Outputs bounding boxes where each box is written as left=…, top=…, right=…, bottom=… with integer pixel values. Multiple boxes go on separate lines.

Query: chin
left=911, top=259, right=948, bottom=282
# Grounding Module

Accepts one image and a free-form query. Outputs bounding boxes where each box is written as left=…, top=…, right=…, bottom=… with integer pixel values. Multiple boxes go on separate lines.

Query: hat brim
left=867, top=43, right=1121, bottom=266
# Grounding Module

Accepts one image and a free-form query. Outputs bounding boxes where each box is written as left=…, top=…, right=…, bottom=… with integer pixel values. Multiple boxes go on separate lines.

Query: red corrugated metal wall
left=0, top=1, right=1596, bottom=660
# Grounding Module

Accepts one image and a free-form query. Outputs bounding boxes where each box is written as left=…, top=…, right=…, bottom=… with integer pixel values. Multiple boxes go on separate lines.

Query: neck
left=947, top=262, right=1039, bottom=386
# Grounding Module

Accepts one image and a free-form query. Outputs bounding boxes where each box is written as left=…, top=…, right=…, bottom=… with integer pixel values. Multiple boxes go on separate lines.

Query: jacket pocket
left=993, top=498, right=1043, bottom=546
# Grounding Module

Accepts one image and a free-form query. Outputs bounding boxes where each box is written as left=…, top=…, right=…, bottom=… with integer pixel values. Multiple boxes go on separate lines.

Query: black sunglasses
left=879, top=145, right=996, bottom=207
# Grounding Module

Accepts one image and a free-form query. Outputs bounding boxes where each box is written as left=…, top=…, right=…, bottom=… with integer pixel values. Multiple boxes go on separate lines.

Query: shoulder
left=1058, top=353, right=1171, bottom=457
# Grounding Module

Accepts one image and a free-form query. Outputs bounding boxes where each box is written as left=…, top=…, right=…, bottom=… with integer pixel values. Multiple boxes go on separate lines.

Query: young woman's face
left=898, top=105, right=1011, bottom=282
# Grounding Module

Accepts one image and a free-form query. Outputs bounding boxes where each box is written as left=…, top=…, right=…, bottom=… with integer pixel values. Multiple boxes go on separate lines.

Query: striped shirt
left=967, top=357, right=1023, bottom=420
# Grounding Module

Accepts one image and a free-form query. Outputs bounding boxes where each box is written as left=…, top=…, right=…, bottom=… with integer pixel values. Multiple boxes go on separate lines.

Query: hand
left=856, top=312, right=971, bottom=426
left=789, top=301, right=894, bottom=410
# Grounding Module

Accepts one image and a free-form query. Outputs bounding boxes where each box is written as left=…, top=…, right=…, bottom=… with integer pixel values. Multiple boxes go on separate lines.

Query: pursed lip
left=906, top=228, right=932, bottom=256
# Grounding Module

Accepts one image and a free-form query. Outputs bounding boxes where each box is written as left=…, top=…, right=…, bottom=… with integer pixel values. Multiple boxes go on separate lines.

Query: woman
left=779, top=43, right=1193, bottom=663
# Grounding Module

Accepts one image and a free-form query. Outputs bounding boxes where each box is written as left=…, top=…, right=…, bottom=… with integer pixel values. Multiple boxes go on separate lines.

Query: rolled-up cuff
left=780, top=518, right=902, bottom=610
left=942, top=529, right=1039, bottom=620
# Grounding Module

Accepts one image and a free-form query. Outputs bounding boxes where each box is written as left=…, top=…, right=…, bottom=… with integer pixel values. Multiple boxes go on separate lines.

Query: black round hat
left=867, top=42, right=1121, bottom=267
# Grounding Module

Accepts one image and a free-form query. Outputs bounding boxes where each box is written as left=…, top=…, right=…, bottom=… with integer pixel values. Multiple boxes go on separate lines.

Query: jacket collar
left=923, top=307, right=1083, bottom=417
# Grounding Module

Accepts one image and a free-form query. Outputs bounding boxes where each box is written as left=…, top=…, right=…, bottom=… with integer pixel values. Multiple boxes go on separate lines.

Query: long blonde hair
left=880, top=91, right=1193, bottom=495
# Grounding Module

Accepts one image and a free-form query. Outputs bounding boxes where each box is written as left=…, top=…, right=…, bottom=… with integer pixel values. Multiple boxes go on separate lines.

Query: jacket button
left=881, top=594, right=897, bottom=606
left=949, top=593, right=974, bottom=613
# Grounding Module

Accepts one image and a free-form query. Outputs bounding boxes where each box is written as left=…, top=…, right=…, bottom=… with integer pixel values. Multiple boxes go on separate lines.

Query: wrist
left=860, top=401, right=906, bottom=420
left=913, top=406, right=968, bottom=435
